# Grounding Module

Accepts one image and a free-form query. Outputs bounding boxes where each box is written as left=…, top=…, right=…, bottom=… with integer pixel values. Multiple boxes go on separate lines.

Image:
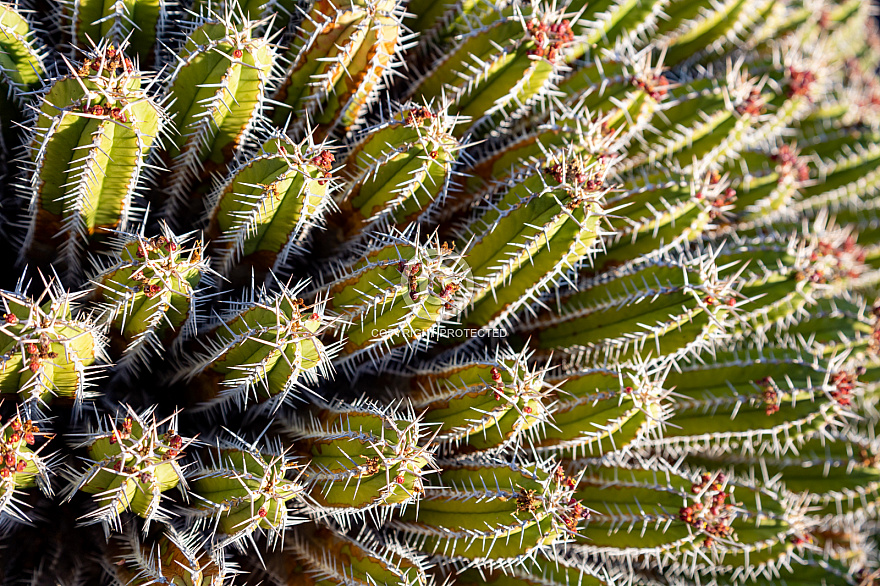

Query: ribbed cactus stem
left=281, top=397, right=436, bottom=521
left=63, top=405, right=192, bottom=534
left=20, top=41, right=167, bottom=280
left=172, top=280, right=333, bottom=413
left=204, top=132, right=336, bottom=283
left=0, top=411, right=53, bottom=530
left=86, top=225, right=212, bottom=373
left=160, top=14, right=277, bottom=224
left=186, top=430, right=306, bottom=551
left=0, top=278, right=106, bottom=415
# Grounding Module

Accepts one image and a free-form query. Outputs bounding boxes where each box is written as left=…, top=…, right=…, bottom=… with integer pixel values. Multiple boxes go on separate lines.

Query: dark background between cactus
left=0, top=0, right=879, bottom=585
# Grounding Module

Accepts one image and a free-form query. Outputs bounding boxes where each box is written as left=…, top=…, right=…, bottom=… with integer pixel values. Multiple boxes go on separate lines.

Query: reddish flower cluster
left=755, top=377, right=780, bottom=415
left=771, top=145, right=811, bottom=182
left=397, top=261, right=423, bottom=302
left=78, top=45, right=133, bottom=77
left=406, top=106, right=433, bottom=127
left=830, top=370, right=859, bottom=406
left=680, top=472, right=734, bottom=547
left=108, top=416, right=134, bottom=444
left=24, top=334, right=58, bottom=373
left=548, top=159, right=603, bottom=191
left=310, top=150, right=335, bottom=171
left=491, top=366, right=505, bottom=400
left=787, top=67, right=816, bottom=99
left=526, top=18, right=574, bottom=62
left=135, top=235, right=178, bottom=259
left=799, top=236, right=866, bottom=284
left=737, top=87, right=765, bottom=116
left=0, top=418, right=38, bottom=479
left=632, top=74, right=669, bottom=101
left=3, top=313, right=17, bottom=325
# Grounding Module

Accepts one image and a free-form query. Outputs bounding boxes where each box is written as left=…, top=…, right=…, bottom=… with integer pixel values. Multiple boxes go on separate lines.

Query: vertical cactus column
left=0, top=281, right=105, bottom=414
left=205, top=133, right=335, bottom=283
left=105, top=527, right=231, bottom=586
left=0, top=2, right=46, bottom=110
left=272, top=0, right=404, bottom=137
left=392, top=460, right=589, bottom=569
left=332, top=104, right=461, bottom=243
left=405, top=1, right=577, bottom=137
left=402, top=347, right=552, bottom=454
left=57, top=0, right=166, bottom=60
left=64, top=406, right=192, bottom=533
left=160, top=15, right=277, bottom=224
left=21, top=43, right=166, bottom=280
left=172, top=281, right=333, bottom=413
left=310, top=229, right=472, bottom=371
left=456, top=152, right=606, bottom=331
left=85, top=227, right=211, bottom=374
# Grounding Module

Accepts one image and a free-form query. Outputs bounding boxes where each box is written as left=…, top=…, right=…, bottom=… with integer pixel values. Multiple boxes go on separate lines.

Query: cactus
left=400, top=346, right=552, bottom=454
left=56, top=0, right=167, bottom=61
left=309, top=228, right=472, bottom=371
left=63, top=405, right=192, bottom=533
left=85, top=226, right=211, bottom=374
left=172, top=280, right=333, bottom=413
left=204, top=133, right=335, bottom=283
left=272, top=0, right=405, bottom=137
left=20, top=42, right=166, bottom=279
left=104, top=526, right=231, bottom=585
left=282, top=397, right=435, bottom=518
left=0, top=3, right=46, bottom=109
left=392, top=459, right=589, bottom=569
left=185, top=430, right=306, bottom=550
left=2, top=0, right=880, bottom=584
left=160, top=14, right=277, bottom=223
left=0, top=278, right=105, bottom=414
left=0, top=411, right=52, bottom=530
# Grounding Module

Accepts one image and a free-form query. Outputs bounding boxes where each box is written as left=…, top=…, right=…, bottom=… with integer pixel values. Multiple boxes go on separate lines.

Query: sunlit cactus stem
left=57, top=0, right=167, bottom=61
left=20, top=41, right=167, bottom=280
left=63, top=405, right=192, bottom=535
left=85, top=226, right=212, bottom=374
left=272, top=0, right=405, bottom=137
left=281, top=397, right=436, bottom=521
left=171, top=280, right=333, bottom=413
left=0, top=411, right=53, bottom=530
left=204, top=133, right=336, bottom=284
left=186, top=430, right=306, bottom=551
left=160, top=14, right=277, bottom=225
left=0, top=278, right=106, bottom=415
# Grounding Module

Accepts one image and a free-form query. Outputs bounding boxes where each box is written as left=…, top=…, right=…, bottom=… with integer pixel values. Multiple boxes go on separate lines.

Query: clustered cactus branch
left=0, top=0, right=879, bottom=585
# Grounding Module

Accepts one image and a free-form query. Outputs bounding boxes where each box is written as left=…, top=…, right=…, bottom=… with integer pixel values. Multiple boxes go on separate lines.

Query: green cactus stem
left=0, top=411, right=53, bottom=530
left=0, top=279, right=105, bottom=414
left=392, top=459, right=589, bottom=569
left=86, top=226, right=212, bottom=373
left=21, top=42, right=167, bottom=280
left=63, top=405, right=192, bottom=534
left=172, top=280, right=333, bottom=413
left=104, top=526, right=231, bottom=586
left=455, top=151, right=606, bottom=332
left=401, top=347, right=553, bottom=454
left=204, top=133, right=336, bottom=284
left=186, top=430, right=306, bottom=550
left=160, top=15, right=277, bottom=224
left=310, top=229, right=472, bottom=372
left=281, top=398, right=436, bottom=518
left=272, top=0, right=405, bottom=137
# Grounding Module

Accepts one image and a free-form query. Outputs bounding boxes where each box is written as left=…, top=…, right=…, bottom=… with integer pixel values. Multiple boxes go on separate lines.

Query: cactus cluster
left=0, top=0, right=880, bottom=585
